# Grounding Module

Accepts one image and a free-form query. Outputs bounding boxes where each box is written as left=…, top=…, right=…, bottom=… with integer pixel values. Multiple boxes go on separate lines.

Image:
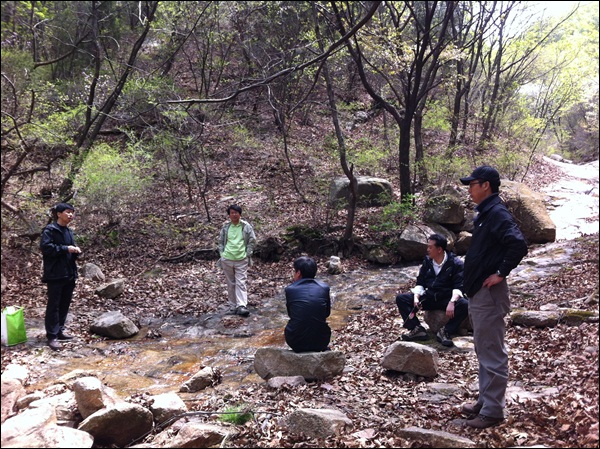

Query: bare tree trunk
left=315, top=4, right=357, bottom=245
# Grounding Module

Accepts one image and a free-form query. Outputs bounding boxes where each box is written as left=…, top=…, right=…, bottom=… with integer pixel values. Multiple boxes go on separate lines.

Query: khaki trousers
left=220, top=258, right=249, bottom=308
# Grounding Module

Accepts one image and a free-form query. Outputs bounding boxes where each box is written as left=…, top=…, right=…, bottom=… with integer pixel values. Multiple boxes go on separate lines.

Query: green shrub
left=347, top=136, right=388, bottom=175
left=370, top=194, right=417, bottom=232
left=218, top=404, right=253, bottom=425
left=74, top=143, right=150, bottom=224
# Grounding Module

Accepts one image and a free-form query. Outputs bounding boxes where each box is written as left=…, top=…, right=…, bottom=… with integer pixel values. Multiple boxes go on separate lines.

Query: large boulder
left=423, top=186, right=465, bottom=225
left=254, top=348, right=345, bottom=381
left=329, top=176, right=393, bottom=208
left=72, top=377, right=122, bottom=419
left=78, top=402, right=153, bottom=447
left=500, top=180, right=556, bottom=244
left=423, top=310, right=471, bottom=334
left=397, top=224, right=452, bottom=262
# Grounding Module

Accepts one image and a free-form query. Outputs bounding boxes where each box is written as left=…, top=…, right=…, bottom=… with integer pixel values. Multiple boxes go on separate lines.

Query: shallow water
left=16, top=265, right=419, bottom=398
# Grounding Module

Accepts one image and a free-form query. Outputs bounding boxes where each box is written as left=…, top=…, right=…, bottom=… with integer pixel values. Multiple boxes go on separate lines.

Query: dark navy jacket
left=463, top=193, right=528, bottom=297
left=40, top=222, right=79, bottom=283
left=284, top=278, right=331, bottom=353
left=416, top=251, right=464, bottom=302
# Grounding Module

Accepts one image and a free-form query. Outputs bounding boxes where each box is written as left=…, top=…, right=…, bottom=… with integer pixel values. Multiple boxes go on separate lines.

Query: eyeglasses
left=468, top=180, right=483, bottom=188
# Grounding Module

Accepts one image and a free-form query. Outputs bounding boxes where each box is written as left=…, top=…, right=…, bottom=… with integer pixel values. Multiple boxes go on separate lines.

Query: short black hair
left=293, top=256, right=318, bottom=279
left=227, top=204, right=242, bottom=215
left=428, top=233, right=447, bottom=251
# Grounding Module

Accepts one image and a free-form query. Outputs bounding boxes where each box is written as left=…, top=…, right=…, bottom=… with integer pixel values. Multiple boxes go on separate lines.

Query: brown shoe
left=462, top=402, right=482, bottom=415
left=466, top=414, right=504, bottom=429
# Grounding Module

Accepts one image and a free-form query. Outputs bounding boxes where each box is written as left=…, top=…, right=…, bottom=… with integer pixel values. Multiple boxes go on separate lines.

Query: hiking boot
left=401, top=325, right=428, bottom=341
left=466, top=414, right=504, bottom=429
left=57, top=332, right=74, bottom=341
left=462, top=402, right=482, bottom=416
left=236, top=306, right=250, bottom=317
left=436, top=327, right=453, bottom=347
left=47, top=339, right=61, bottom=351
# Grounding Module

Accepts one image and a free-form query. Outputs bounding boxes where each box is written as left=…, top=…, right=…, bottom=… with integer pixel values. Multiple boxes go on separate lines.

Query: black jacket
left=40, top=222, right=79, bottom=283
left=463, top=193, right=528, bottom=297
left=416, top=251, right=464, bottom=302
left=284, top=278, right=331, bottom=352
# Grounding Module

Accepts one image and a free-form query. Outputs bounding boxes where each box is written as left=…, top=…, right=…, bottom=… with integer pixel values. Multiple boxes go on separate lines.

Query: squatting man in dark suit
left=395, top=233, right=469, bottom=347
left=284, top=256, right=332, bottom=353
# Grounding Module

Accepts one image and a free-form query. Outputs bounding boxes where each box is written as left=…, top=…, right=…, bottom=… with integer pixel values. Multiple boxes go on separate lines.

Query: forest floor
left=1, top=133, right=598, bottom=447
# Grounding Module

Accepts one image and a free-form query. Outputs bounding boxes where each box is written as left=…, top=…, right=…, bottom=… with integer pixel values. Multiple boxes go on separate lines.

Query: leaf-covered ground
left=1, top=124, right=598, bottom=447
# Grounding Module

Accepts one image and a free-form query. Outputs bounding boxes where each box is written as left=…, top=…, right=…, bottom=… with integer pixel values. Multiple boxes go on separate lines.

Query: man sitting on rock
left=284, top=256, right=332, bottom=352
left=395, top=233, right=468, bottom=347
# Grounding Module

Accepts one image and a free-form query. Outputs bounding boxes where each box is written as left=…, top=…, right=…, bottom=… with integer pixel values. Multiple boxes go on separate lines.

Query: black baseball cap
left=460, top=166, right=501, bottom=187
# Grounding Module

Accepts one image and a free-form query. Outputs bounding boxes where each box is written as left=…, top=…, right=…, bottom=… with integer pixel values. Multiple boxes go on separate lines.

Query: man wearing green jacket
left=217, top=205, right=257, bottom=317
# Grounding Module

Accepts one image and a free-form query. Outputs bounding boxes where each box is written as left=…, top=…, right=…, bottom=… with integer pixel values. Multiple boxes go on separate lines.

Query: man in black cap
left=40, top=203, right=81, bottom=350
left=459, top=166, right=528, bottom=428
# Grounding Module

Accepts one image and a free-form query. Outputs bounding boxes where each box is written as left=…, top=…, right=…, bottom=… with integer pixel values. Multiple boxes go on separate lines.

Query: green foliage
left=370, top=194, right=417, bottom=232
left=423, top=100, right=451, bottom=132
left=74, top=143, right=151, bottom=224
left=284, top=225, right=324, bottom=241
left=231, top=124, right=261, bottom=150
left=105, top=229, right=120, bottom=248
left=218, top=404, right=253, bottom=425
left=347, top=136, right=388, bottom=175
left=417, top=154, right=471, bottom=187
left=493, top=140, right=530, bottom=181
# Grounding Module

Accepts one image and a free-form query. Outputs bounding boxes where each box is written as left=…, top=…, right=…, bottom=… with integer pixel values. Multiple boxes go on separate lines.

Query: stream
left=13, top=159, right=600, bottom=398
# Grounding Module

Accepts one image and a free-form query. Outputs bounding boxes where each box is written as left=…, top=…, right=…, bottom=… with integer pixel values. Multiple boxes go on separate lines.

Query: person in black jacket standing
left=40, top=203, right=81, bottom=351
left=459, top=166, right=528, bottom=429
left=284, top=256, right=331, bottom=353
left=395, top=233, right=468, bottom=347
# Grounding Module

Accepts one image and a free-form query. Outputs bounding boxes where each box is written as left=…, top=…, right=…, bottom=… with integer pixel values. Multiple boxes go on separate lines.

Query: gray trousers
left=220, top=258, right=249, bottom=308
left=469, top=279, right=510, bottom=419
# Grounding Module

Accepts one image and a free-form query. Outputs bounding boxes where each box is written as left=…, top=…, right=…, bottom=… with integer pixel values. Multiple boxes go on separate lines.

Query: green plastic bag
left=1, top=306, right=28, bottom=346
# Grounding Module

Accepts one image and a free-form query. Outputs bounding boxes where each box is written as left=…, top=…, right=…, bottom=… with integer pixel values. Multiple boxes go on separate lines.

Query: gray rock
left=266, top=376, right=307, bottom=389
left=1, top=425, right=93, bottom=448
left=168, top=422, right=233, bottom=448
left=423, top=310, right=471, bottom=334
left=285, top=408, right=352, bottom=438
left=95, top=278, right=125, bottom=299
left=381, top=341, right=439, bottom=377
left=254, top=348, right=345, bottom=381
left=72, top=376, right=122, bottom=419
left=1, top=377, right=25, bottom=424
left=510, top=310, right=560, bottom=328
left=397, top=224, right=437, bottom=261
left=329, top=176, right=393, bottom=208
left=180, top=366, right=220, bottom=392
left=327, top=256, right=343, bottom=274
left=78, top=402, right=153, bottom=447
left=1, top=403, right=56, bottom=445
left=149, top=392, right=187, bottom=425
left=423, top=186, right=465, bottom=225
left=500, top=180, right=556, bottom=244
left=398, top=426, right=476, bottom=448
left=90, top=310, right=139, bottom=339
left=80, top=263, right=105, bottom=282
